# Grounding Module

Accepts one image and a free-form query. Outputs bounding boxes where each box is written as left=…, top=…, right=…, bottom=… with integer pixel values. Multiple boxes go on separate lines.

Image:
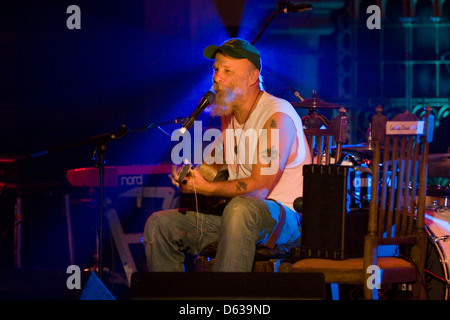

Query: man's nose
left=213, top=71, right=224, bottom=84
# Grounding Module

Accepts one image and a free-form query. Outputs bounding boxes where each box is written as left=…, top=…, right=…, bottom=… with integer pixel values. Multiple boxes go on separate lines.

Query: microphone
left=177, top=91, right=215, bottom=136
left=283, top=3, right=312, bottom=13
left=293, top=89, right=305, bottom=102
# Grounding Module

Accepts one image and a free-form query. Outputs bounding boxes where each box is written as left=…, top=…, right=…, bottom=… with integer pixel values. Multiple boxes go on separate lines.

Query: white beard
left=210, top=84, right=244, bottom=117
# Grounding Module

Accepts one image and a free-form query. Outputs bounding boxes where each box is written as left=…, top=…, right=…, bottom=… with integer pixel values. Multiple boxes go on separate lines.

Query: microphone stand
left=88, top=127, right=128, bottom=281
left=29, top=116, right=187, bottom=281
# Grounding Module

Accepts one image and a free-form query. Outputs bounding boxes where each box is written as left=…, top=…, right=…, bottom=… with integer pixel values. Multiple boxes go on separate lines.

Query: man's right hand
left=168, top=165, right=182, bottom=188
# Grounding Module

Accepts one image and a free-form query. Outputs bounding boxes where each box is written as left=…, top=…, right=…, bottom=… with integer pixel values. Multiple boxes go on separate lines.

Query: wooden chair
left=302, top=106, right=348, bottom=165
left=279, top=105, right=434, bottom=299
left=193, top=107, right=349, bottom=272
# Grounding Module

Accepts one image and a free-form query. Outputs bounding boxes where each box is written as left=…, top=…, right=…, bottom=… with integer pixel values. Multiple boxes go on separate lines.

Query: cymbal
left=428, top=153, right=450, bottom=161
left=428, top=153, right=450, bottom=178
left=291, top=97, right=343, bottom=109
left=342, top=143, right=377, bottom=154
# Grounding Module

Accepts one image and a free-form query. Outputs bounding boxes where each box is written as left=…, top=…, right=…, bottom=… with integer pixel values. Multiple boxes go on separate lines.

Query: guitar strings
left=192, top=172, right=204, bottom=253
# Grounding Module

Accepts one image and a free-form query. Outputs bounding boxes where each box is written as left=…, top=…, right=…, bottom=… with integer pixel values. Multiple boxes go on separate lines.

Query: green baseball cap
left=203, top=38, right=261, bottom=70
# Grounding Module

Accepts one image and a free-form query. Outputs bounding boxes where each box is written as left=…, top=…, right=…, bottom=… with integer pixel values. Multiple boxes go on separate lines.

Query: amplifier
left=300, top=165, right=369, bottom=260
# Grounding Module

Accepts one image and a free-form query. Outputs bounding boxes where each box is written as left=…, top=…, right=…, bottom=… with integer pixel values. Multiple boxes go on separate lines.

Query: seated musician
left=143, top=38, right=311, bottom=271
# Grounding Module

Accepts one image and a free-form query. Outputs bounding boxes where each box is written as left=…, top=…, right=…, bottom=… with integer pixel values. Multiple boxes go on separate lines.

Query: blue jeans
left=143, top=196, right=302, bottom=272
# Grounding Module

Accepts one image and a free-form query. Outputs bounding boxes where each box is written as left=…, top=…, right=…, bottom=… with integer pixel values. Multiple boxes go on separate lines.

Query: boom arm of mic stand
left=128, top=117, right=189, bottom=134
left=251, top=2, right=313, bottom=45
left=28, top=124, right=130, bottom=159
left=251, top=8, right=284, bottom=45
left=29, top=116, right=188, bottom=159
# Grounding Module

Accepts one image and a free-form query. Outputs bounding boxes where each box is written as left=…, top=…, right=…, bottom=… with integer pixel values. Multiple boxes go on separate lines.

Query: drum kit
left=291, top=95, right=345, bottom=111
left=292, top=92, right=450, bottom=300
left=424, top=153, right=450, bottom=300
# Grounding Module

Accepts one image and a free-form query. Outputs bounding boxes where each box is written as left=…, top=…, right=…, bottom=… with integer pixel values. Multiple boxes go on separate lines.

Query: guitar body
left=179, top=163, right=230, bottom=215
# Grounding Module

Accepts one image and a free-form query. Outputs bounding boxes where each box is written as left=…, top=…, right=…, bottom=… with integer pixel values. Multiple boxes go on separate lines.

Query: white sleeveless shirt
left=222, top=91, right=311, bottom=210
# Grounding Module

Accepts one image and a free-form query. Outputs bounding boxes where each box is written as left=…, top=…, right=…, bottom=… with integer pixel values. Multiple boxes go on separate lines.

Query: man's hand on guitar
left=168, top=165, right=183, bottom=189
left=169, top=164, right=208, bottom=194
left=180, top=167, right=208, bottom=194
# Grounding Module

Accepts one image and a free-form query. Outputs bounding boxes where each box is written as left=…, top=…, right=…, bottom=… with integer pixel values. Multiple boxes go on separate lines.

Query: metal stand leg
left=13, top=197, right=22, bottom=269
left=65, top=194, right=75, bottom=265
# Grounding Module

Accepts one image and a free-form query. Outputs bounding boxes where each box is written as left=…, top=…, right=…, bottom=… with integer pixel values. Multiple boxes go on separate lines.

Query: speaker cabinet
left=300, top=165, right=368, bottom=260
left=130, top=272, right=325, bottom=300
left=0, top=269, right=90, bottom=300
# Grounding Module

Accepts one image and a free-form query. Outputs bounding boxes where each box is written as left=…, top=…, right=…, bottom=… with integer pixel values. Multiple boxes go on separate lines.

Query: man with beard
left=143, top=38, right=310, bottom=272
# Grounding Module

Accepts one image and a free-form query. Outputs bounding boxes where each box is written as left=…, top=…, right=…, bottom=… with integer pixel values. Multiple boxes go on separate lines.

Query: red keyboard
left=66, top=164, right=173, bottom=187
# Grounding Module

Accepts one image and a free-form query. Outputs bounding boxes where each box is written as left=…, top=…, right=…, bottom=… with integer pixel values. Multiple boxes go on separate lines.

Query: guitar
left=178, top=162, right=230, bottom=215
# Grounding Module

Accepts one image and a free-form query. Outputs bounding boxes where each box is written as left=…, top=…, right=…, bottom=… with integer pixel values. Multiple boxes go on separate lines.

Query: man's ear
left=249, top=68, right=260, bottom=86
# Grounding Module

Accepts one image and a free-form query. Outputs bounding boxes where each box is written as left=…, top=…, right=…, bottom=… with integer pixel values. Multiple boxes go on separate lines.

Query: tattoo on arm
left=235, top=181, right=247, bottom=193
left=259, top=146, right=278, bottom=160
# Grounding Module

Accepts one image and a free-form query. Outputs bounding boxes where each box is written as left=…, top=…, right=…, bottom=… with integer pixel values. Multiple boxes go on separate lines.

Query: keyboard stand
left=107, top=186, right=178, bottom=285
